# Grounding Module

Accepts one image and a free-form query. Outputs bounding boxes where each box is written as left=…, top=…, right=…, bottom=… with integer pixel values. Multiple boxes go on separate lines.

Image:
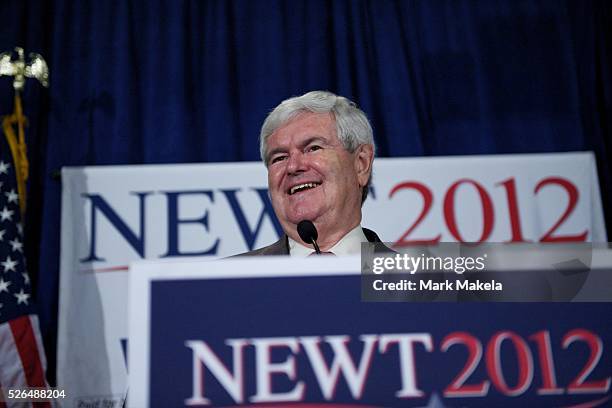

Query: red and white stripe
left=0, top=315, right=51, bottom=408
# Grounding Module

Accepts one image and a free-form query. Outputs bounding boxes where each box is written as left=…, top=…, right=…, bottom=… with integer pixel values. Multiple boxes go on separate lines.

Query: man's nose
left=286, top=152, right=307, bottom=175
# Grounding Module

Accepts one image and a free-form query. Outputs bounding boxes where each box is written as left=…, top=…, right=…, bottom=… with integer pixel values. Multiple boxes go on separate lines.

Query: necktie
left=309, top=251, right=336, bottom=256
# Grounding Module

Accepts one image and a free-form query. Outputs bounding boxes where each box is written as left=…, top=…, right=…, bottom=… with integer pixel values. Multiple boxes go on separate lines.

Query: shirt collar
left=288, top=225, right=367, bottom=257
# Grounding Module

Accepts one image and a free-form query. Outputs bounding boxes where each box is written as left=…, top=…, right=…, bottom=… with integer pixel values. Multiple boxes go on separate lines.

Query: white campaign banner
left=58, top=152, right=606, bottom=407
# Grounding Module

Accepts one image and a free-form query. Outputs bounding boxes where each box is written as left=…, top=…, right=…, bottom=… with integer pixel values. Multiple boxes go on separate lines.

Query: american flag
left=0, top=130, right=50, bottom=407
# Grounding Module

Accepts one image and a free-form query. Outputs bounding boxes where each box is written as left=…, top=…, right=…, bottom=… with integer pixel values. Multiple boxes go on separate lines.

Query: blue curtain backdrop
left=0, top=0, right=610, bottom=383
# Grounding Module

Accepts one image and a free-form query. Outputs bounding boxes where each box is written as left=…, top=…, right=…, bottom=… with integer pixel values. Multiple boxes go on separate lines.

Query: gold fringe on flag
left=0, top=47, right=49, bottom=217
left=2, top=92, right=28, bottom=216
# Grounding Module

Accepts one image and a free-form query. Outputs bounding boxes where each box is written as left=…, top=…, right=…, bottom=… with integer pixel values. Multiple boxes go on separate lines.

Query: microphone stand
left=311, top=239, right=321, bottom=255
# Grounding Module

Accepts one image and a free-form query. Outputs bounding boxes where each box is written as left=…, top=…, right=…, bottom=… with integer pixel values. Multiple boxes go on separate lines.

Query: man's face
left=266, top=112, right=372, bottom=238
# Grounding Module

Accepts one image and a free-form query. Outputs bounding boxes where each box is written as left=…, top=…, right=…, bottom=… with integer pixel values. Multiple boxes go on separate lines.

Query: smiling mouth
left=288, top=182, right=322, bottom=195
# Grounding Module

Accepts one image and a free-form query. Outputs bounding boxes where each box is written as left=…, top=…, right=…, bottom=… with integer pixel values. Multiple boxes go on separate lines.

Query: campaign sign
left=128, top=256, right=612, bottom=407
left=60, top=152, right=607, bottom=407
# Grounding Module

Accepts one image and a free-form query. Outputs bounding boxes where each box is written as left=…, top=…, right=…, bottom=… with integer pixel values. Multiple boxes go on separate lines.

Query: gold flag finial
left=0, top=47, right=49, bottom=91
left=1, top=47, right=49, bottom=216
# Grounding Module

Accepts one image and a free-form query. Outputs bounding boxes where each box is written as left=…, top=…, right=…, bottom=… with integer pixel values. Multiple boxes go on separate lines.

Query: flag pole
left=0, top=46, right=49, bottom=217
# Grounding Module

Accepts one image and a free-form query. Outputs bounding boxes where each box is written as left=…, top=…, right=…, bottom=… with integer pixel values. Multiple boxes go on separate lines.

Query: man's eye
left=270, top=155, right=287, bottom=164
left=307, top=145, right=322, bottom=152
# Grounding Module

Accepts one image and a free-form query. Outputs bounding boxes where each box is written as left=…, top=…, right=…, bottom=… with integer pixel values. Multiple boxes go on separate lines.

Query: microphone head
left=297, top=220, right=318, bottom=245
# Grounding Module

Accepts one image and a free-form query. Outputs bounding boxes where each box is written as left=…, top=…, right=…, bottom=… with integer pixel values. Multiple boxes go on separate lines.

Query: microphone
left=297, top=220, right=321, bottom=254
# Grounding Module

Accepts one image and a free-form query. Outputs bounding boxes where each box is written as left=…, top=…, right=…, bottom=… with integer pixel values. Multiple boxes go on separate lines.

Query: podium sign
left=128, top=256, right=611, bottom=407
left=61, top=153, right=607, bottom=407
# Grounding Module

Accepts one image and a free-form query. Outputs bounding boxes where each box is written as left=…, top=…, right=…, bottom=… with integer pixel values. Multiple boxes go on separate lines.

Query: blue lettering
left=221, top=188, right=282, bottom=250
left=369, top=185, right=376, bottom=200
left=80, top=192, right=150, bottom=262
left=162, top=190, right=220, bottom=256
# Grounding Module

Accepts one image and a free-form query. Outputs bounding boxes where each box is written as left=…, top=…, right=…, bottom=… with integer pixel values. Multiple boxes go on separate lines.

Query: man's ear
left=354, top=144, right=374, bottom=187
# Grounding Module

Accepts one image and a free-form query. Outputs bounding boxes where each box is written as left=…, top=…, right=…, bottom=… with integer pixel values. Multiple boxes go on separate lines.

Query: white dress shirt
left=288, top=225, right=367, bottom=257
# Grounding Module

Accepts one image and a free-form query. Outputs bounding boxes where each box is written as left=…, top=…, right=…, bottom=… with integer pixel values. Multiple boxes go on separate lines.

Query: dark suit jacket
left=234, top=227, right=385, bottom=256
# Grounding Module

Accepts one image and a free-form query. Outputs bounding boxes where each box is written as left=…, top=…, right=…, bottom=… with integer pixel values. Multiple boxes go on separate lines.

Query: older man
left=239, top=90, right=382, bottom=256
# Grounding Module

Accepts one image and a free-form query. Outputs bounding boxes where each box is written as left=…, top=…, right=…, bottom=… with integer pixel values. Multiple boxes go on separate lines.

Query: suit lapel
left=261, top=235, right=290, bottom=255
left=252, top=228, right=385, bottom=256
